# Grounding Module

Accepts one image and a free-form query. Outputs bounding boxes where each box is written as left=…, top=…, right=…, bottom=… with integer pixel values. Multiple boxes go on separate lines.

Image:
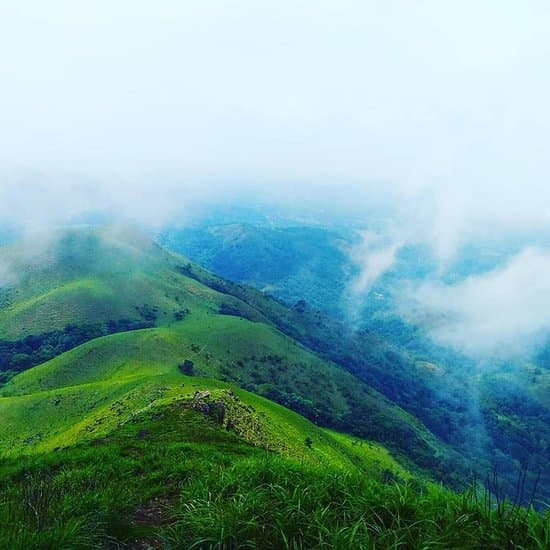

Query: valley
left=0, top=226, right=548, bottom=548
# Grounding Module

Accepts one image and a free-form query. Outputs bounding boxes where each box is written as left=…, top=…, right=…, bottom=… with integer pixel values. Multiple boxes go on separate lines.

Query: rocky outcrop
left=188, top=389, right=288, bottom=453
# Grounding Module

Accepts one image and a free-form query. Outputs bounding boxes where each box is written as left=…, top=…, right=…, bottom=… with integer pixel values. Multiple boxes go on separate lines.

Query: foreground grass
left=163, top=463, right=550, bottom=550
left=0, top=402, right=547, bottom=549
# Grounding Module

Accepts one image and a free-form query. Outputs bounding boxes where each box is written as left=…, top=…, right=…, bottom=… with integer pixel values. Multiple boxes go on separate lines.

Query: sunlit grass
left=1, top=402, right=547, bottom=549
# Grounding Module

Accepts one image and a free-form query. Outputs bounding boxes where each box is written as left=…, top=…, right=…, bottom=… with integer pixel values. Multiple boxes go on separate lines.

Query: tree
left=179, top=359, right=194, bottom=375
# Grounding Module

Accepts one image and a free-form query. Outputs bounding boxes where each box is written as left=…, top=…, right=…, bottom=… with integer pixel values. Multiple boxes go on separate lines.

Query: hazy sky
left=2, top=2, right=550, bottom=223
left=2, top=1, right=550, bottom=357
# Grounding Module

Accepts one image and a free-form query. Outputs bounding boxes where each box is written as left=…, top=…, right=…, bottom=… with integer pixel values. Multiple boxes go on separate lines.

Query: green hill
left=158, top=223, right=353, bottom=313
left=159, top=224, right=550, bottom=506
left=0, top=226, right=221, bottom=339
left=0, top=360, right=406, bottom=476
left=0, top=313, right=443, bottom=471
left=1, top=379, right=546, bottom=549
left=0, top=227, right=547, bottom=548
left=0, top=227, right=450, bottom=473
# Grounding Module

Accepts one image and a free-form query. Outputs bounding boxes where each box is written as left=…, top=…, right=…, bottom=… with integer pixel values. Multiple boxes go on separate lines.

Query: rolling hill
left=5, top=376, right=543, bottom=549
left=158, top=223, right=354, bottom=314
left=0, top=226, right=447, bottom=472
left=0, top=226, right=547, bottom=547
left=160, top=222, right=550, bottom=507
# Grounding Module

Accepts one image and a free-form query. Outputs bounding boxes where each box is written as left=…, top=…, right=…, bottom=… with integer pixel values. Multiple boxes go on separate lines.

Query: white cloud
left=2, top=1, right=550, bottom=357
left=344, top=231, right=403, bottom=323
left=402, top=248, right=550, bottom=357
left=348, top=232, right=401, bottom=297
left=1, top=1, right=550, bottom=211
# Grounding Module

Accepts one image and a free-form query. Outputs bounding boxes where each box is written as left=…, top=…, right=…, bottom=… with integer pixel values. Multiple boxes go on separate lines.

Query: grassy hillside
left=0, top=227, right=453, bottom=475
left=0, top=313, right=444, bottom=474
left=2, top=226, right=546, bottom=504
left=1, top=391, right=547, bottom=549
left=160, top=225, right=550, bottom=506
left=0, top=227, right=548, bottom=547
left=0, top=226, right=223, bottom=339
left=0, top=362, right=407, bottom=476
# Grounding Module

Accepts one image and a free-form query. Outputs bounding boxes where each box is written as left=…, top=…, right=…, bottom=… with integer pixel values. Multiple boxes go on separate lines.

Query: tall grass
left=161, top=457, right=549, bottom=549
left=0, top=407, right=547, bottom=549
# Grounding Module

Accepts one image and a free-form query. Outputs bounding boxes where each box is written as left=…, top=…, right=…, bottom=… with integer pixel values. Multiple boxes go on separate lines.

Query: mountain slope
left=160, top=223, right=550, bottom=506
left=0, top=227, right=450, bottom=475
left=3, top=387, right=545, bottom=549
left=0, top=360, right=407, bottom=478
left=0, top=313, right=444, bottom=473
left=1, top=226, right=547, bottom=548
left=159, top=223, right=354, bottom=313
left=0, top=226, right=220, bottom=339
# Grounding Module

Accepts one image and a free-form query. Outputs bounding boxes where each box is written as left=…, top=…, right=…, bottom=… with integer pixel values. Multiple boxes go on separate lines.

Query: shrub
left=179, top=359, right=194, bottom=375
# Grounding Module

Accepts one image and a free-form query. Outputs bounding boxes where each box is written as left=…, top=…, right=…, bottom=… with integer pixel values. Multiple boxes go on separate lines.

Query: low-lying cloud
left=2, top=2, right=550, bottom=361
left=344, top=231, right=402, bottom=322
left=400, top=247, right=550, bottom=358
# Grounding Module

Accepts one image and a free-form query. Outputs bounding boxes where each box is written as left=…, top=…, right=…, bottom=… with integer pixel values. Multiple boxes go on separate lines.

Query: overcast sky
left=2, top=2, right=549, bottom=219
left=2, top=1, right=550, bottom=357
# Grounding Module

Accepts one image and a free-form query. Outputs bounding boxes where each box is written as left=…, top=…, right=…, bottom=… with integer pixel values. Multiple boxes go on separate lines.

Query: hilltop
left=4, top=383, right=545, bottom=548
left=0, top=227, right=446, bottom=473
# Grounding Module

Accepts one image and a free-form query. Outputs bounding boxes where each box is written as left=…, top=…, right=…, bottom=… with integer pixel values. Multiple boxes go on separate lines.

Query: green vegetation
left=0, top=228, right=450, bottom=476
left=0, top=226, right=219, bottom=339
left=1, top=394, right=547, bottom=549
left=161, top=224, right=550, bottom=507
left=158, top=224, right=353, bottom=315
left=0, top=226, right=548, bottom=547
left=1, top=228, right=547, bottom=499
left=0, top=317, right=442, bottom=472
left=0, top=319, right=153, bottom=382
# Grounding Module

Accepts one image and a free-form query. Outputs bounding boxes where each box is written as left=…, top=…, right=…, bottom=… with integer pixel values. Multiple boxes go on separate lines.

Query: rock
left=193, top=390, right=211, bottom=400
